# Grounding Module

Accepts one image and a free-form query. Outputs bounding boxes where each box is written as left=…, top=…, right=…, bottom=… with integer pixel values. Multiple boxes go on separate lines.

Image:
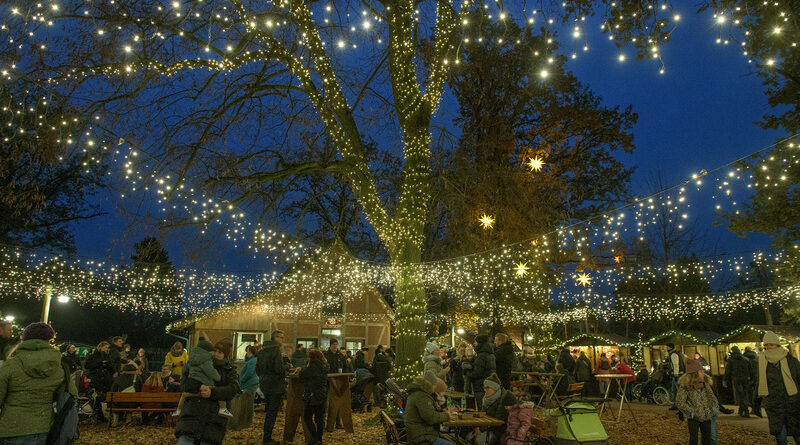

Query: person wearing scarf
left=675, top=359, right=719, bottom=445
left=758, top=331, right=800, bottom=445
left=473, top=373, right=516, bottom=445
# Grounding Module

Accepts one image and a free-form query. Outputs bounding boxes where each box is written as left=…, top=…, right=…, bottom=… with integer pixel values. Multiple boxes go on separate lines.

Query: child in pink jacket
left=502, top=401, right=535, bottom=444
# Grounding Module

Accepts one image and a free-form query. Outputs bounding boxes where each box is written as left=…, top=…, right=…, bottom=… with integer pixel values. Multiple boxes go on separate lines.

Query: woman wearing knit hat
left=0, top=322, right=76, bottom=444
left=424, top=341, right=450, bottom=381
left=675, top=359, right=719, bottom=445
left=471, top=373, right=516, bottom=445
left=758, top=330, right=800, bottom=445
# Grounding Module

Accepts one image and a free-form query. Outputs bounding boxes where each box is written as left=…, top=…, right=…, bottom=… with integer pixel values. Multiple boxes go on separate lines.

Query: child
left=675, top=359, right=719, bottom=445
left=172, top=340, right=232, bottom=417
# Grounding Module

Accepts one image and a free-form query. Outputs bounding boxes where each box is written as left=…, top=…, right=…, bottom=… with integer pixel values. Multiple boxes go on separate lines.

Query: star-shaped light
left=613, top=255, right=621, bottom=264
left=576, top=272, right=592, bottom=287
left=514, top=261, right=530, bottom=277
left=478, top=213, right=495, bottom=229
left=527, top=156, right=544, bottom=172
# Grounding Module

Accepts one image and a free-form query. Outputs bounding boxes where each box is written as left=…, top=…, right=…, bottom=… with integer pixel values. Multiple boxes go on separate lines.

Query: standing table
left=595, top=373, right=638, bottom=424
left=512, top=371, right=563, bottom=408
left=284, top=374, right=312, bottom=444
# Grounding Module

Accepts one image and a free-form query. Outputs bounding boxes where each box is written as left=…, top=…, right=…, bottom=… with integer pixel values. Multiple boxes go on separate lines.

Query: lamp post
left=41, top=286, right=69, bottom=324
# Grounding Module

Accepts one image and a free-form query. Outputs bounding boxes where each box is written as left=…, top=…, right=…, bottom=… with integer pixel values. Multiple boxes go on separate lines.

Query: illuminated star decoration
left=527, top=156, right=544, bottom=172
left=576, top=272, right=592, bottom=287
left=514, top=261, right=530, bottom=277
left=614, top=255, right=622, bottom=264
left=478, top=213, right=495, bottom=229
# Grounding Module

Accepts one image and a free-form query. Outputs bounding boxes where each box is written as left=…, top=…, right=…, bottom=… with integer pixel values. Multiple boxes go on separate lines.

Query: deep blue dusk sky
left=70, top=7, right=781, bottom=270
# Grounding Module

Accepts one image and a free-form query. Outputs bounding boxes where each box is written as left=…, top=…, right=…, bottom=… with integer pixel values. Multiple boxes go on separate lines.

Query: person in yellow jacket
left=165, top=341, right=189, bottom=376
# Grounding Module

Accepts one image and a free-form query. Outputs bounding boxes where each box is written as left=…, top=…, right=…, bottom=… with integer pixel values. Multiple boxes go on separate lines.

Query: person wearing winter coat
left=62, top=344, right=83, bottom=374
left=725, top=345, right=752, bottom=417
left=450, top=343, right=466, bottom=392
left=257, top=330, right=287, bottom=445
left=676, top=359, right=719, bottom=445
left=324, top=340, right=346, bottom=373
left=596, top=353, right=612, bottom=395
left=84, top=340, right=115, bottom=422
left=175, top=340, right=239, bottom=445
left=228, top=345, right=259, bottom=431
left=0, top=322, right=76, bottom=444
left=493, top=333, right=516, bottom=390
left=743, top=346, right=762, bottom=417
left=462, top=345, right=475, bottom=394
left=474, top=373, right=516, bottom=445
left=424, top=342, right=450, bottom=380
left=300, top=349, right=329, bottom=445
left=615, top=359, right=636, bottom=401
left=164, top=341, right=189, bottom=377
left=372, top=346, right=392, bottom=384
left=557, top=347, right=576, bottom=376
left=471, top=335, right=496, bottom=407
left=758, top=331, right=800, bottom=445
left=133, top=348, right=148, bottom=374
left=0, top=320, right=19, bottom=363
left=354, top=346, right=369, bottom=370
left=173, top=340, right=232, bottom=418
left=520, top=347, right=537, bottom=373
left=575, top=351, right=593, bottom=383
left=110, top=362, right=144, bottom=393
left=109, top=336, right=125, bottom=373
left=291, top=344, right=308, bottom=368
left=502, top=401, right=535, bottom=445
left=404, top=374, right=453, bottom=445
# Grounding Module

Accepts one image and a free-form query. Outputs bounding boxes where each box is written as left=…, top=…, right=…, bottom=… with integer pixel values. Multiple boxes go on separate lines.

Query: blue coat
left=239, top=355, right=259, bottom=393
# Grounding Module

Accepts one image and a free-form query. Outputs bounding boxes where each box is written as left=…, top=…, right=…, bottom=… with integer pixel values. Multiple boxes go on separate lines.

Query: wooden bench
left=557, top=382, right=585, bottom=400
left=381, top=410, right=406, bottom=444
left=105, top=392, right=181, bottom=426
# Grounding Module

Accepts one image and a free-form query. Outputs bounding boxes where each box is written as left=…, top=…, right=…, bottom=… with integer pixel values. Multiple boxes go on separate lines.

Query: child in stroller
left=632, top=360, right=673, bottom=405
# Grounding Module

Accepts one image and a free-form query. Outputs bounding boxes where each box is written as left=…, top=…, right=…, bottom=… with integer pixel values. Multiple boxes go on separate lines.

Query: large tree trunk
left=390, top=240, right=426, bottom=384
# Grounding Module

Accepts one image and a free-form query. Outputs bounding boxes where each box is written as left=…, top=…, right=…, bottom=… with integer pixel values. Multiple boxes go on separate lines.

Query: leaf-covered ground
left=77, top=403, right=775, bottom=444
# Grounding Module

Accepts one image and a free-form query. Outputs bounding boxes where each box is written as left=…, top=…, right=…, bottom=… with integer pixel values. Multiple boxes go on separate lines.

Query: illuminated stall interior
left=562, top=333, right=636, bottom=370
left=644, top=331, right=720, bottom=375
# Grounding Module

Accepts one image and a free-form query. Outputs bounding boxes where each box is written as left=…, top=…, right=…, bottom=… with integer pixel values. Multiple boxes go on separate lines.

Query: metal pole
left=41, top=285, right=52, bottom=324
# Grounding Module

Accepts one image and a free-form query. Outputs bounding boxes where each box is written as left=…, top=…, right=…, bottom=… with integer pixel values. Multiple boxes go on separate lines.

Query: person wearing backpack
left=596, top=353, right=612, bottom=396
left=0, top=322, right=76, bottom=444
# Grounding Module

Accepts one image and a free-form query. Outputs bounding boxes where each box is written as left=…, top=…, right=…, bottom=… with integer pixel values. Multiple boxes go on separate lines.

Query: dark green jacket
left=0, top=339, right=66, bottom=437
left=257, top=340, right=286, bottom=395
left=575, top=355, right=593, bottom=382
left=404, top=376, right=451, bottom=445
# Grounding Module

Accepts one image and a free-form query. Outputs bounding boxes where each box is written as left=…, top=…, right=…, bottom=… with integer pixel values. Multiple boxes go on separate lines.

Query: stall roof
left=646, top=330, right=720, bottom=346
left=715, top=325, right=800, bottom=345
left=562, top=333, right=637, bottom=347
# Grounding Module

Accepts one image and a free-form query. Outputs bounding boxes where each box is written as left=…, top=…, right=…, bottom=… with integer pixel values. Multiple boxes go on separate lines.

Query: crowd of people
left=3, top=320, right=800, bottom=445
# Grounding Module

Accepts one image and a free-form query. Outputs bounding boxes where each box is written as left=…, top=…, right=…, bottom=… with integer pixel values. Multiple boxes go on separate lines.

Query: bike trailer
left=547, top=400, right=608, bottom=445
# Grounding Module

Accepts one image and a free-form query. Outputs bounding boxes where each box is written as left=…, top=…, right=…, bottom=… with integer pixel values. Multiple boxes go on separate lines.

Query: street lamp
left=41, top=286, right=69, bottom=324
left=3, top=315, right=13, bottom=322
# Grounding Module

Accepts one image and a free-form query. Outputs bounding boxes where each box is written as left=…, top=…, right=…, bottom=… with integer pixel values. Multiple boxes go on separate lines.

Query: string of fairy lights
left=0, top=0, right=797, bottom=338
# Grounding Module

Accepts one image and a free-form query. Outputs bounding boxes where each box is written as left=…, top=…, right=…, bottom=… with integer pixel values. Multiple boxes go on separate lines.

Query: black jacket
left=494, top=342, right=516, bottom=389
left=291, top=349, right=308, bottom=368
left=725, top=350, right=752, bottom=383
left=324, top=348, right=345, bottom=373
left=354, top=350, right=368, bottom=370
left=84, top=350, right=115, bottom=392
left=257, top=340, right=287, bottom=395
left=372, top=352, right=392, bottom=384
left=558, top=349, right=576, bottom=375
left=175, top=358, right=240, bottom=445
left=62, top=351, right=82, bottom=374
left=109, top=344, right=124, bottom=372
left=743, top=350, right=759, bottom=384
left=764, top=353, right=800, bottom=436
left=300, top=359, right=329, bottom=406
left=110, top=371, right=143, bottom=393
left=450, top=356, right=464, bottom=392
left=471, top=342, right=496, bottom=389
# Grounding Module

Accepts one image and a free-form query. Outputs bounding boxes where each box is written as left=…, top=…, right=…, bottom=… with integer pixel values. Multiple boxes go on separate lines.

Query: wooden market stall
left=168, top=244, right=394, bottom=363
left=644, top=330, right=720, bottom=375
left=561, top=333, right=637, bottom=370
left=714, top=325, right=800, bottom=373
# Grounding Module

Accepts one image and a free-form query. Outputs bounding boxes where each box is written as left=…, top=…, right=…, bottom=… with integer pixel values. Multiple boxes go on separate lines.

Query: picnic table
left=443, top=413, right=504, bottom=445
left=283, top=372, right=355, bottom=443
left=512, top=371, right=563, bottom=407
left=595, top=373, right=638, bottom=424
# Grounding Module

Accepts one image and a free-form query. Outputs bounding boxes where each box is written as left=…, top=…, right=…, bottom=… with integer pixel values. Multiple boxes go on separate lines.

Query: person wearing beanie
left=173, top=340, right=232, bottom=418
left=424, top=341, right=450, bottom=381
left=404, top=373, right=453, bottom=445
left=0, top=322, right=75, bottom=443
left=758, top=331, right=800, bottom=444
left=62, top=343, right=82, bottom=374
left=176, top=338, right=240, bottom=445
left=165, top=341, right=189, bottom=377
left=676, top=359, right=719, bottom=445
left=474, top=373, right=516, bottom=445
left=470, top=334, right=497, bottom=407
left=725, top=345, right=753, bottom=417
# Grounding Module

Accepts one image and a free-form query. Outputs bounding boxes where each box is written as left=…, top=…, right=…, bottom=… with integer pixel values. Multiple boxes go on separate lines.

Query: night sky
left=70, top=7, right=780, bottom=270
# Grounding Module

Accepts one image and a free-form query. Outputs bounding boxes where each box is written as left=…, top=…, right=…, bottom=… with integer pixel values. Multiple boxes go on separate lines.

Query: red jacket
left=615, top=363, right=636, bottom=384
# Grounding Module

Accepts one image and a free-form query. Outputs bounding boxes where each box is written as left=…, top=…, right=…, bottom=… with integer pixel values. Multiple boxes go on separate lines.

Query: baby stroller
left=632, top=361, right=672, bottom=406
left=350, top=368, right=376, bottom=413
left=384, top=378, right=408, bottom=411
